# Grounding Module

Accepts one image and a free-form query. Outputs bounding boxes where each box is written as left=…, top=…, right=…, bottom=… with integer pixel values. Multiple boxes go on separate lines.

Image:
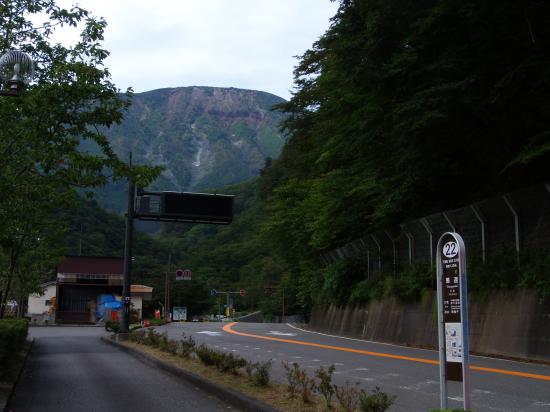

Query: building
left=27, top=256, right=152, bottom=324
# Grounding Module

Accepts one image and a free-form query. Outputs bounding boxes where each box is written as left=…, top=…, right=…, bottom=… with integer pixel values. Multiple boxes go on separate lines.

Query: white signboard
left=445, top=322, right=463, bottom=363
left=172, top=306, right=187, bottom=321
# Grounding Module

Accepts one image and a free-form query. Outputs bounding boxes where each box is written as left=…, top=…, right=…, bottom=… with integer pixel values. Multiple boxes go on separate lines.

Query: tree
left=260, top=0, right=550, bottom=310
left=0, top=0, right=161, bottom=317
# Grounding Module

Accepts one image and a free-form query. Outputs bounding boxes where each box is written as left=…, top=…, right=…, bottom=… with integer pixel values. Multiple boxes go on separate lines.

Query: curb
left=101, top=336, right=279, bottom=412
left=2, top=338, right=34, bottom=412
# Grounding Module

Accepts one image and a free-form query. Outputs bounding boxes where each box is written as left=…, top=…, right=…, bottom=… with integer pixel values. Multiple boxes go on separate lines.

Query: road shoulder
left=102, top=336, right=288, bottom=412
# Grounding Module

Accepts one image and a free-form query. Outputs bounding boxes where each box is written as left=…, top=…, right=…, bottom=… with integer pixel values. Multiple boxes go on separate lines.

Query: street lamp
left=0, top=50, right=34, bottom=96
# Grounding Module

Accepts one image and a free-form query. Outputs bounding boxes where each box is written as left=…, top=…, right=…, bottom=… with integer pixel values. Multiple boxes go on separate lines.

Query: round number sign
left=443, top=241, right=459, bottom=258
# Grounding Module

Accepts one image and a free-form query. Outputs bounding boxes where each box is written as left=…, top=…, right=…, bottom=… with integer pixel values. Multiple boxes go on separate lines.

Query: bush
left=314, top=364, right=336, bottom=408
left=334, top=381, right=361, bottom=412
left=358, top=387, right=395, bottom=412
left=180, top=334, right=196, bottom=358
left=195, top=344, right=221, bottom=366
left=251, top=360, right=272, bottom=387
left=128, top=330, right=146, bottom=344
left=104, top=320, right=120, bottom=333
left=282, top=361, right=315, bottom=403
left=0, top=319, right=29, bottom=378
left=144, top=328, right=162, bottom=347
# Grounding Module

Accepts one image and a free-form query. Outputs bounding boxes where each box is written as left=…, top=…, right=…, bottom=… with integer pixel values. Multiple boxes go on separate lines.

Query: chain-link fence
left=320, top=183, right=550, bottom=277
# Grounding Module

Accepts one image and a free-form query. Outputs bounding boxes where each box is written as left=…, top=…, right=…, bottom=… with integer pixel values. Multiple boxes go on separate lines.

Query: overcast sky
left=50, top=0, right=339, bottom=100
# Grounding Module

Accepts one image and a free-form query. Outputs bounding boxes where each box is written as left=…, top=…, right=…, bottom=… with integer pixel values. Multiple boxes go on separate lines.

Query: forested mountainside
left=66, top=0, right=550, bottom=318
left=93, top=86, right=286, bottom=213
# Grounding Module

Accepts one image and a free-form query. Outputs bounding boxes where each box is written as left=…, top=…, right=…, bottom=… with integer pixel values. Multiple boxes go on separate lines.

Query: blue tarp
left=96, top=294, right=122, bottom=320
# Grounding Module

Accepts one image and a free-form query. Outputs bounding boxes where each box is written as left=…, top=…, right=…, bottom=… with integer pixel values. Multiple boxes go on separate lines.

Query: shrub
left=128, top=330, right=146, bottom=344
left=314, top=364, right=336, bottom=408
left=218, top=352, right=247, bottom=374
left=0, top=319, right=28, bottom=377
left=282, top=361, right=315, bottom=403
left=195, top=344, right=220, bottom=366
left=104, top=320, right=120, bottom=333
left=282, top=361, right=300, bottom=397
left=252, top=360, right=272, bottom=387
left=358, top=387, right=395, bottom=412
left=144, top=328, right=162, bottom=347
left=180, top=334, right=196, bottom=358
left=334, top=381, right=361, bottom=412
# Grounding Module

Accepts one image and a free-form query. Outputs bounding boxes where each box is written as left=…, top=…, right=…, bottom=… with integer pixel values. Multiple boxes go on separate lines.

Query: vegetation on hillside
left=59, top=0, right=550, bottom=318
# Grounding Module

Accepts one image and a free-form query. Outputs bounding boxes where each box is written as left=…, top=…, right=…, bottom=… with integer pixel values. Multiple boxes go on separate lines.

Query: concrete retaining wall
left=308, top=290, right=550, bottom=362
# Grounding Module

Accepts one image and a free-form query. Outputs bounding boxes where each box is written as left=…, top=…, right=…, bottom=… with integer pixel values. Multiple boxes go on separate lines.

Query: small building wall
left=27, top=284, right=56, bottom=315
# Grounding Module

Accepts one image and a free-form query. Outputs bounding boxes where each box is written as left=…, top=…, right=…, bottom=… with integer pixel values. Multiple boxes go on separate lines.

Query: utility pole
left=165, top=253, right=171, bottom=323
left=121, top=152, right=135, bottom=334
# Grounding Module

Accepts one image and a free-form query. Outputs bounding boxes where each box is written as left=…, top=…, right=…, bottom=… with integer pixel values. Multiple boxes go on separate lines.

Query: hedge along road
left=8, top=326, right=239, bottom=412
left=156, top=321, right=550, bottom=412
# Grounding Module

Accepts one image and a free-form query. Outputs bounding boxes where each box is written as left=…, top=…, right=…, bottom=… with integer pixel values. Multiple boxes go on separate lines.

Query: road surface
left=155, top=321, right=550, bottom=412
left=8, top=326, right=239, bottom=412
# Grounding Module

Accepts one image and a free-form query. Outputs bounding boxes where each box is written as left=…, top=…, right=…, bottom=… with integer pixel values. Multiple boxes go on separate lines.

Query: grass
left=120, top=340, right=330, bottom=411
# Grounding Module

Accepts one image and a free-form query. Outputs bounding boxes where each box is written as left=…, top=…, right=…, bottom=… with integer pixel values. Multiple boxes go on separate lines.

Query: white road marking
left=355, top=368, right=368, bottom=371
left=197, top=331, right=223, bottom=336
left=266, top=331, right=297, bottom=336
left=362, top=377, right=374, bottom=381
left=334, top=362, right=344, bottom=366
left=312, top=359, right=322, bottom=362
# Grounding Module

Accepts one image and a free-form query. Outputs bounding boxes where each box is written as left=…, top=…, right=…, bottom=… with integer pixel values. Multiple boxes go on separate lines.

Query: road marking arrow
left=266, top=331, right=297, bottom=336
left=196, top=331, right=223, bottom=336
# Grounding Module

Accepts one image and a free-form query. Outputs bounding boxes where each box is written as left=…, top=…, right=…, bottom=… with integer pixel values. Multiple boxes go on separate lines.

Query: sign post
left=436, top=232, right=471, bottom=410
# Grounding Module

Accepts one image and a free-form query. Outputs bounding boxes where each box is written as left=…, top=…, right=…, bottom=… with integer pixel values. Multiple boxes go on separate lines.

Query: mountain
left=93, top=86, right=287, bottom=213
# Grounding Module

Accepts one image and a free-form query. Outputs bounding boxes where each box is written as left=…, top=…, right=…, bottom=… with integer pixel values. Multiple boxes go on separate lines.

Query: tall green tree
left=0, top=0, right=160, bottom=317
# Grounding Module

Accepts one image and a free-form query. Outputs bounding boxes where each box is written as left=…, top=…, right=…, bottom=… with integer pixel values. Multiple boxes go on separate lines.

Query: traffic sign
left=436, top=232, right=470, bottom=410
left=176, top=269, right=184, bottom=281
left=210, top=288, right=217, bottom=296
left=183, top=269, right=192, bottom=280
left=239, top=289, right=246, bottom=297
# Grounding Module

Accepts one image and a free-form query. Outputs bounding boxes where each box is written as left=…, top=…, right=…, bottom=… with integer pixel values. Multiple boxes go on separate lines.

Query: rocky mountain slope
left=94, top=86, right=287, bottom=213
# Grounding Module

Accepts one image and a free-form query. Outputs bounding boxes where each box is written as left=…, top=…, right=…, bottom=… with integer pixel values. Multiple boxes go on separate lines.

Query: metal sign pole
left=436, top=232, right=471, bottom=411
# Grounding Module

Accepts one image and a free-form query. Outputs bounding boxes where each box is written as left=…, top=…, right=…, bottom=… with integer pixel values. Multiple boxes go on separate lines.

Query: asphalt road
left=8, top=326, right=239, bottom=412
left=156, top=321, right=550, bottom=412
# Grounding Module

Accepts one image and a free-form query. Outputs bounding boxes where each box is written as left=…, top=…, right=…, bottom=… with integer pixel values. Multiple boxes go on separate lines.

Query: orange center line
left=222, top=322, right=550, bottom=382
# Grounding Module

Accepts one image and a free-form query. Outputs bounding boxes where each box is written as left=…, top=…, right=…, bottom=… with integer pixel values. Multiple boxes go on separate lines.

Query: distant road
left=8, top=326, right=239, bottom=412
left=157, top=321, right=550, bottom=412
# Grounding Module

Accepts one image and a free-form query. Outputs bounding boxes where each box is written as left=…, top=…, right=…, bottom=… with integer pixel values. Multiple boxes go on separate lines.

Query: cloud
left=51, top=0, right=338, bottom=99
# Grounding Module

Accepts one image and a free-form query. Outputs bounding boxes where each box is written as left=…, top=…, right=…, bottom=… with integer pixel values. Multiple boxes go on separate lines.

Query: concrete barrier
left=308, top=290, right=550, bottom=362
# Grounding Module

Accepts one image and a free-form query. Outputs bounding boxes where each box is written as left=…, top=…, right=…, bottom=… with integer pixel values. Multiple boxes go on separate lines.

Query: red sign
left=176, top=269, right=192, bottom=281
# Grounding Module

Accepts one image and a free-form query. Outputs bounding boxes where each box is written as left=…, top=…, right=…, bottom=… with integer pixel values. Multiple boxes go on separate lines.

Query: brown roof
left=131, top=284, right=153, bottom=293
left=57, top=256, right=124, bottom=275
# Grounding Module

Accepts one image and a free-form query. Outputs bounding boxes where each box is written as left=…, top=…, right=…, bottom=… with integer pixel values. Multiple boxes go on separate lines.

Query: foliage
left=251, top=360, right=272, bottom=387
left=358, top=387, right=396, bottom=412
left=179, top=334, right=196, bottom=358
left=282, top=361, right=315, bottom=403
left=0, top=0, right=160, bottom=317
left=334, top=381, right=361, bottom=412
left=314, top=364, right=336, bottom=408
left=0, top=319, right=28, bottom=378
left=104, top=320, right=120, bottom=333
